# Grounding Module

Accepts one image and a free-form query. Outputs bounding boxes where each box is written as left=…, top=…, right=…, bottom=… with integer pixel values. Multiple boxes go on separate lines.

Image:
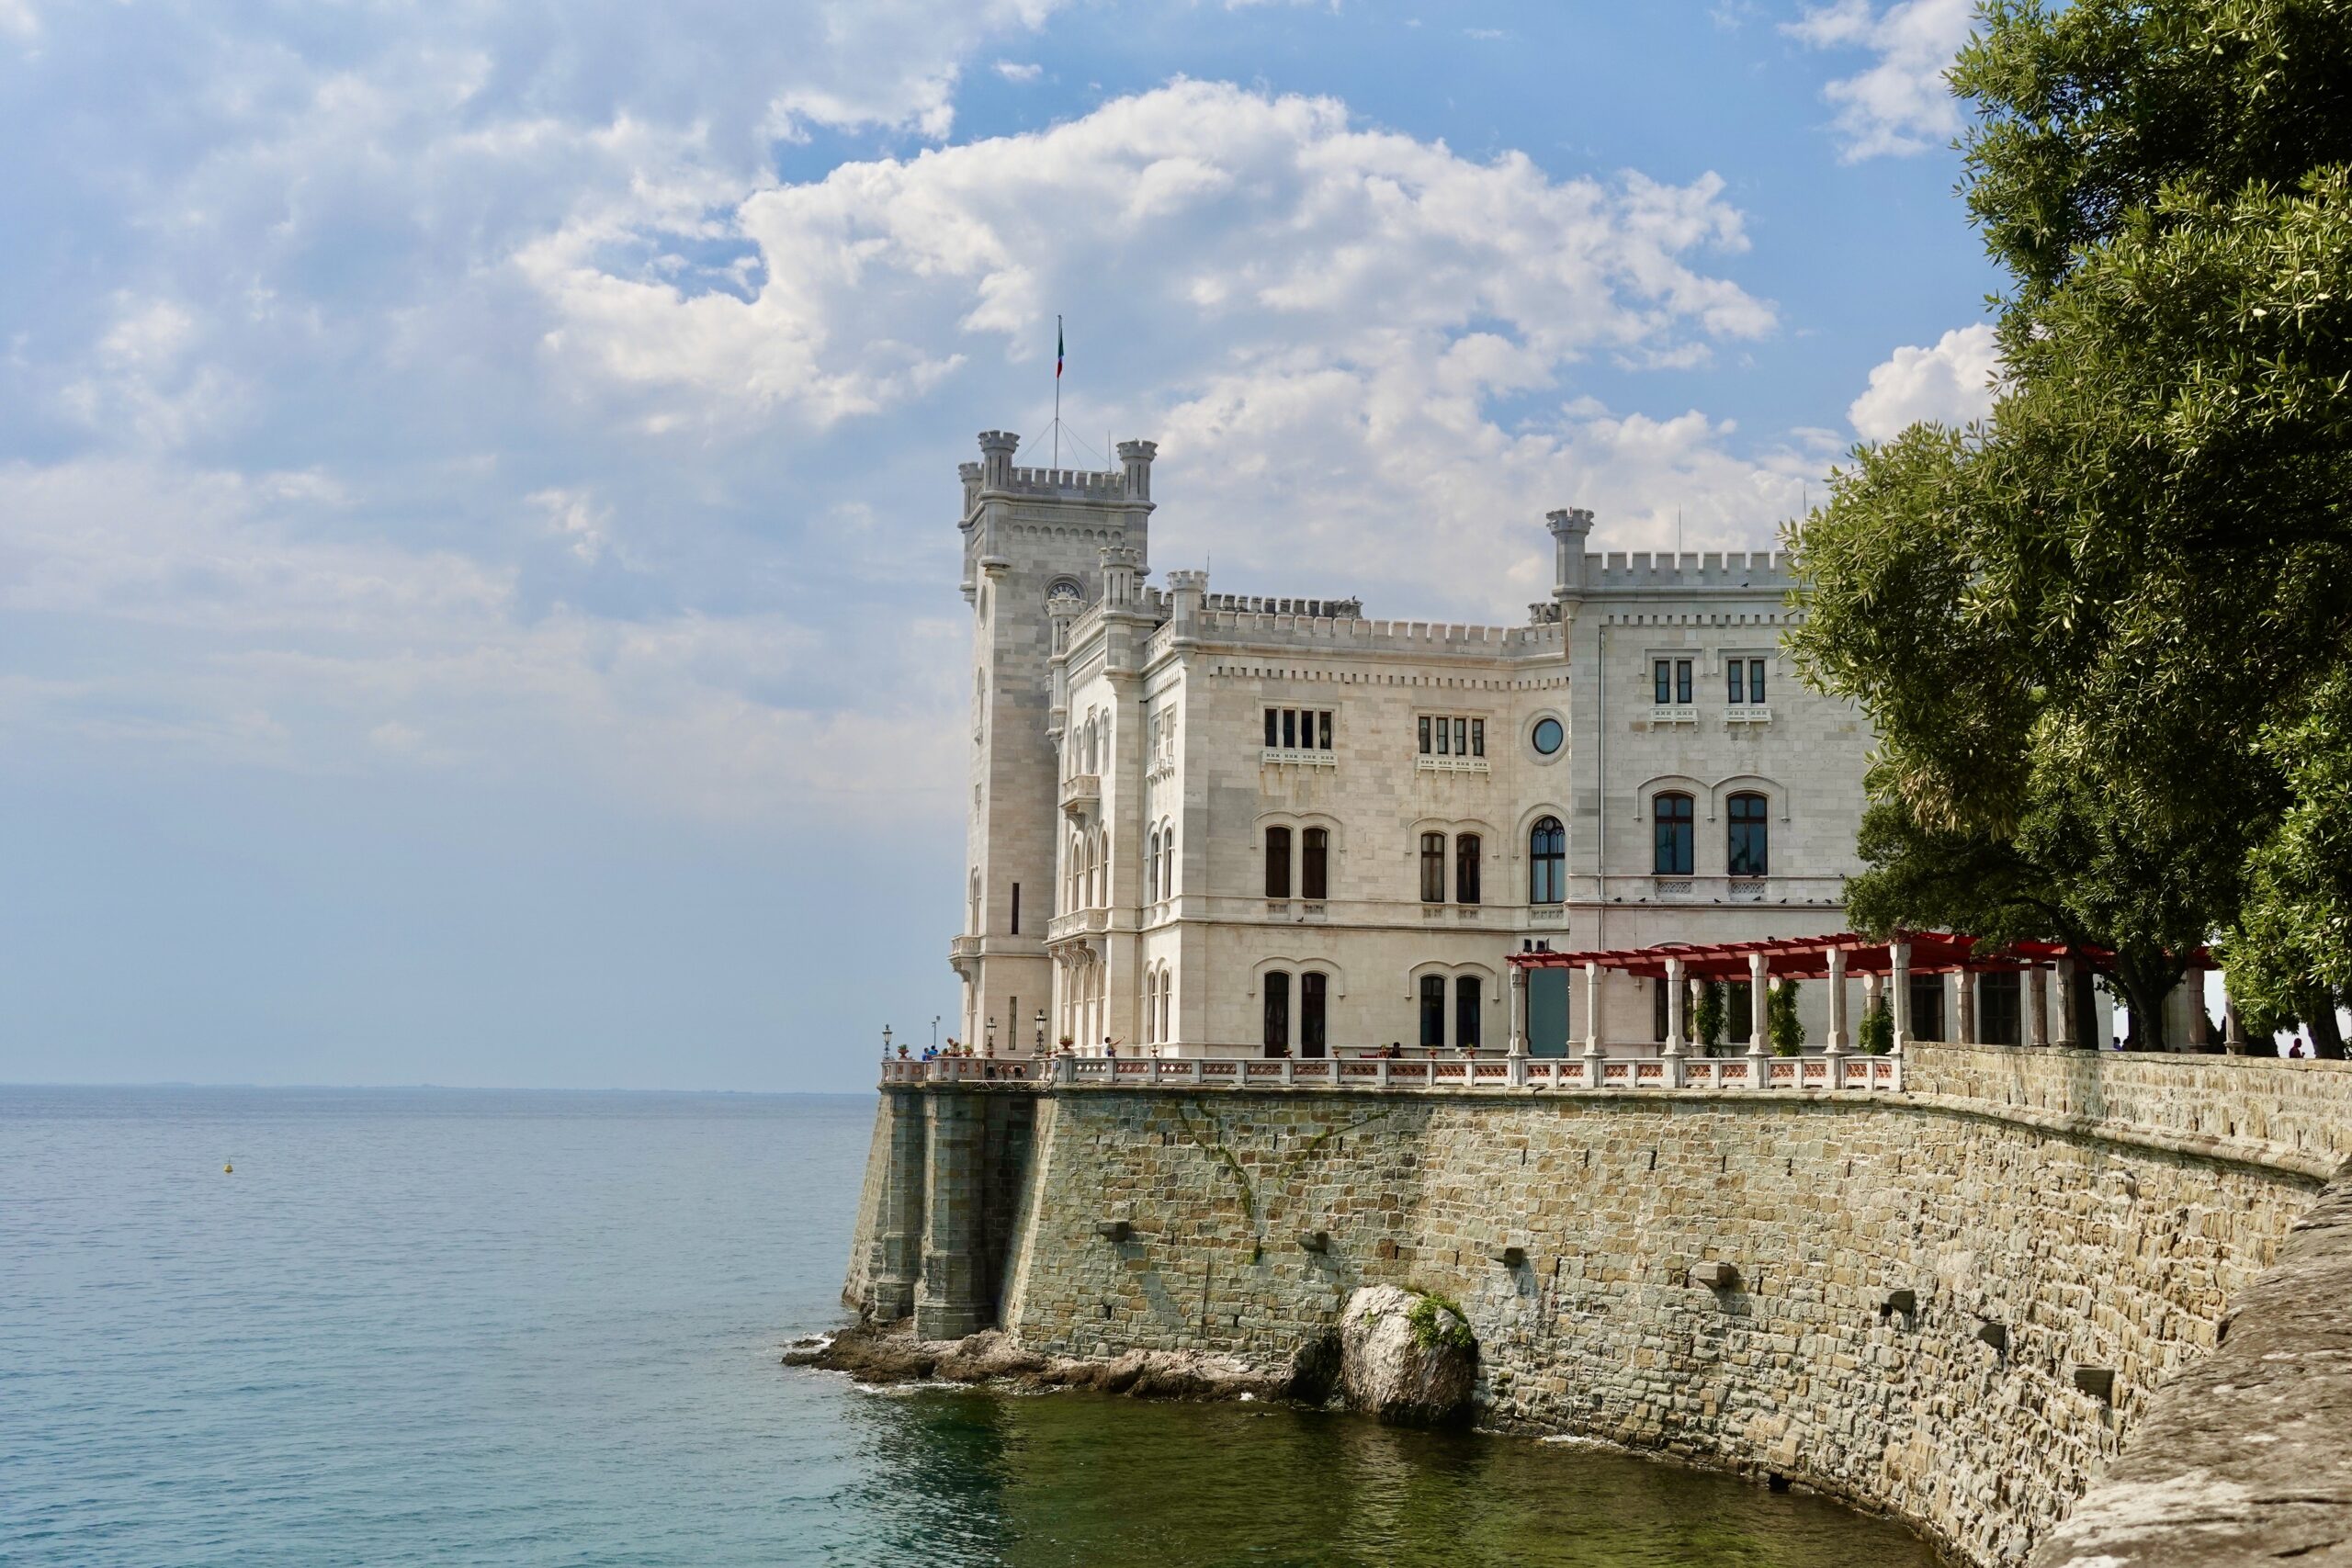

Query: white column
left=1863, top=969, right=1883, bottom=1048
left=2186, top=962, right=2211, bottom=1050
left=2028, top=964, right=2049, bottom=1048
left=1583, top=962, right=1604, bottom=1058
left=1747, top=953, right=1770, bottom=1058
left=1890, top=938, right=1912, bottom=1054
left=1955, top=971, right=1977, bottom=1045
left=1508, top=964, right=1529, bottom=1058
left=1825, top=948, right=1848, bottom=1054
left=1662, top=958, right=1685, bottom=1058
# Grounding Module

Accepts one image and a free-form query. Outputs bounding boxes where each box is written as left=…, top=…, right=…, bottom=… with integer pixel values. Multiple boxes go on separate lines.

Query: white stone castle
left=949, top=429, right=1874, bottom=1059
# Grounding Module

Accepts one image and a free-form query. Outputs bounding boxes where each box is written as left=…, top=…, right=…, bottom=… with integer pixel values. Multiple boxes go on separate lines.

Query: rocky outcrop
left=786, top=1319, right=1304, bottom=1402
left=1338, top=1284, right=1476, bottom=1427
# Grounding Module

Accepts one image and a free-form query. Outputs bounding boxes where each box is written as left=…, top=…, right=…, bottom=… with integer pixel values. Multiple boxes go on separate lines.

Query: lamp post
left=985, top=1016, right=997, bottom=1058
left=931, top=1015, right=940, bottom=1053
left=1035, top=1008, right=1047, bottom=1057
left=881, top=1024, right=892, bottom=1060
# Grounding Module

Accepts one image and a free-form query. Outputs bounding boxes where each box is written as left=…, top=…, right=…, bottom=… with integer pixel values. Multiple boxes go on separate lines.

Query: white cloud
left=0, top=28, right=1819, bottom=834
left=993, top=60, right=1044, bottom=83
left=1786, top=0, right=1972, bottom=161
left=1848, top=322, right=2000, bottom=440
left=0, top=458, right=964, bottom=823
left=521, top=82, right=1773, bottom=435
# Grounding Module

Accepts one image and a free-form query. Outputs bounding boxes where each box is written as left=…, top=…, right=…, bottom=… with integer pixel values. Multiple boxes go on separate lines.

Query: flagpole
left=1053, top=314, right=1062, bottom=469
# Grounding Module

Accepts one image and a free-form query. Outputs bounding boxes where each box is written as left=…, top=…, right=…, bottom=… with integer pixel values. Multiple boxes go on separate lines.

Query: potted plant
left=1768, top=979, right=1804, bottom=1056
left=1858, top=999, right=1894, bottom=1056
left=1692, top=980, right=1725, bottom=1058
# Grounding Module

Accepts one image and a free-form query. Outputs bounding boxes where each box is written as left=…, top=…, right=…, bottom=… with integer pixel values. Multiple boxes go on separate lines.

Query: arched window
left=1143, top=970, right=1158, bottom=1043
left=1454, top=833, right=1481, bottom=905
left=1087, top=831, right=1102, bottom=907
left=1529, top=817, right=1566, bottom=904
left=1726, top=792, right=1769, bottom=877
left=1262, top=971, right=1291, bottom=1056
left=1420, top=831, right=1446, bottom=903
left=1455, top=976, right=1482, bottom=1050
left=968, top=868, right=981, bottom=931
left=1147, top=829, right=1162, bottom=901
left=1302, top=828, right=1329, bottom=900
left=1264, top=827, right=1292, bottom=898
left=1300, top=972, right=1328, bottom=1058
left=1159, top=820, right=1176, bottom=899
left=1158, top=964, right=1172, bottom=1043
left=1419, top=975, right=1446, bottom=1047
left=1653, top=793, right=1695, bottom=875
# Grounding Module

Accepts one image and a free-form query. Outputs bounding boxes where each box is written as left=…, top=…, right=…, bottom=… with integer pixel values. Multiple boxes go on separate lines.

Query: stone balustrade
left=879, top=1052, right=1900, bottom=1092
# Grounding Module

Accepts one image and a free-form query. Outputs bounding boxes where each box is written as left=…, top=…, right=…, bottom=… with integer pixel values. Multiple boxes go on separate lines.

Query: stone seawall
left=842, top=1049, right=2352, bottom=1566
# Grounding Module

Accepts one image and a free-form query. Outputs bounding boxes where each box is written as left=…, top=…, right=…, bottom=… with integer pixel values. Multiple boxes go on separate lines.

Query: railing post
left=1377, top=1057, right=1391, bottom=1089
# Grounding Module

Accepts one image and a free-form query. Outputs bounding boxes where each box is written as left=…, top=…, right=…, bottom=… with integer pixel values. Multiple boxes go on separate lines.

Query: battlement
left=1203, top=593, right=1364, bottom=619
left=1193, top=608, right=1566, bottom=655
left=1587, top=549, right=1793, bottom=590
left=1002, top=466, right=1133, bottom=499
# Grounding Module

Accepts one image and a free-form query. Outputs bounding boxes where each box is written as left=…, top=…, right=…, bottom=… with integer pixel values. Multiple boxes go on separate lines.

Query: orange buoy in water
left=223, top=1163, right=233, bottom=1174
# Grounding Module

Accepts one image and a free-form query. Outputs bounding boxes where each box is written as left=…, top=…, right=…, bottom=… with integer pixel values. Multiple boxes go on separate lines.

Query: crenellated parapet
left=1588, top=549, right=1794, bottom=591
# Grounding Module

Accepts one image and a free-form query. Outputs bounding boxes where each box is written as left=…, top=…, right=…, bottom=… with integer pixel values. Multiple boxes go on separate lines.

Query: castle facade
left=949, top=429, right=1872, bottom=1058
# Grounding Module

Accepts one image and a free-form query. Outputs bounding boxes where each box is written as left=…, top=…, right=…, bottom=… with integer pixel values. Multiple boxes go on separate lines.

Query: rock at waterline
left=1338, top=1284, right=1476, bottom=1427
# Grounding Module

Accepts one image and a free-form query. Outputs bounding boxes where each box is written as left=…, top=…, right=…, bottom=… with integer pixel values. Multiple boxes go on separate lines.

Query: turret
left=1100, top=544, right=1141, bottom=608
left=977, top=429, right=1019, bottom=490
left=1117, top=439, right=1158, bottom=502
left=1548, top=507, right=1595, bottom=605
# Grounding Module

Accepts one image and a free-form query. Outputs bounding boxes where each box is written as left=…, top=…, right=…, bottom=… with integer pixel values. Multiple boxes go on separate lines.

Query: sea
left=0, top=1086, right=1934, bottom=1567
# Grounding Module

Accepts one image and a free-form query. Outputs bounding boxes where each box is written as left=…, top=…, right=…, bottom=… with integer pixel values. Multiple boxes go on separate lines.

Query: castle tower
left=952, top=430, right=1156, bottom=1054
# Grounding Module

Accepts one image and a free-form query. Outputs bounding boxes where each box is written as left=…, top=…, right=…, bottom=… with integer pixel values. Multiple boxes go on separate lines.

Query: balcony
left=1058, top=773, right=1100, bottom=817
left=1725, top=705, right=1773, bottom=725
left=1261, top=747, right=1336, bottom=770
left=1648, top=705, right=1698, bottom=726
left=1415, top=755, right=1490, bottom=775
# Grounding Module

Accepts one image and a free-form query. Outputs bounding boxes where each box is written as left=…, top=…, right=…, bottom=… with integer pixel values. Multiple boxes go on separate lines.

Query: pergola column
left=2055, top=957, right=2082, bottom=1050
left=1955, top=970, right=1977, bottom=1045
left=1662, top=957, right=1685, bottom=1058
left=2028, top=964, right=2050, bottom=1048
left=2186, top=961, right=2211, bottom=1051
left=1583, top=961, right=1605, bottom=1059
left=1890, top=937, right=1912, bottom=1054
left=1747, top=952, right=1770, bottom=1058
left=1824, top=948, right=1848, bottom=1054
left=1508, top=964, right=1529, bottom=1058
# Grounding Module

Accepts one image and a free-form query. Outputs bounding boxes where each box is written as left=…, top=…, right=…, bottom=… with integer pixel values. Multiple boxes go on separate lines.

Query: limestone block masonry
left=842, top=1047, right=2352, bottom=1568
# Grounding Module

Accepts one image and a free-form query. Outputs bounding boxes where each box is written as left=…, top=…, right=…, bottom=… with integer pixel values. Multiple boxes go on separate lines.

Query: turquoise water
left=1, top=1087, right=1933, bottom=1566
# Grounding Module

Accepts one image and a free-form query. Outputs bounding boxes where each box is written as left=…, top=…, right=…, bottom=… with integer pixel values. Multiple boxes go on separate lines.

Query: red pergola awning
left=1504, top=930, right=2149, bottom=982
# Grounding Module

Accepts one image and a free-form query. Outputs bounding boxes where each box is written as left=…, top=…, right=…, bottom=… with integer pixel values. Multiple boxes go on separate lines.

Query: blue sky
left=0, top=0, right=2002, bottom=1091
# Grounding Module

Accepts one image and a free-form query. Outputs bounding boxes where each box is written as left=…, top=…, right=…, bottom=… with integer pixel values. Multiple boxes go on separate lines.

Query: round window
left=1532, top=717, right=1564, bottom=755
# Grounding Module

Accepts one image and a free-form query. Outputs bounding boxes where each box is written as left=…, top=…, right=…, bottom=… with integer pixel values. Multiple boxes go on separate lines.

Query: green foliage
left=2223, top=671, right=2352, bottom=1034
left=1859, top=999, right=1895, bottom=1057
left=1788, top=0, right=2352, bottom=1043
left=1768, top=979, right=1805, bottom=1056
left=1405, top=1291, right=1475, bottom=1354
left=1691, top=980, right=1726, bottom=1056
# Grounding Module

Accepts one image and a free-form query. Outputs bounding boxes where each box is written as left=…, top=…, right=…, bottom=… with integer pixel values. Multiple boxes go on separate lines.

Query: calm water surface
left=1, top=1087, right=1933, bottom=1566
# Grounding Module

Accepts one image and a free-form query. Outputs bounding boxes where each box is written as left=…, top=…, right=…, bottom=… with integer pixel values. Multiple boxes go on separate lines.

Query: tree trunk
left=2308, top=997, right=2347, bottom=1061
left=2113, top=952, right=2181, bottom=1053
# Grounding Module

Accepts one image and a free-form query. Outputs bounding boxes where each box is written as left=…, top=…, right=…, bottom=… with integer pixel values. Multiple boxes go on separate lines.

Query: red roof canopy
left=1504, top=930, right=2154, bottom=981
